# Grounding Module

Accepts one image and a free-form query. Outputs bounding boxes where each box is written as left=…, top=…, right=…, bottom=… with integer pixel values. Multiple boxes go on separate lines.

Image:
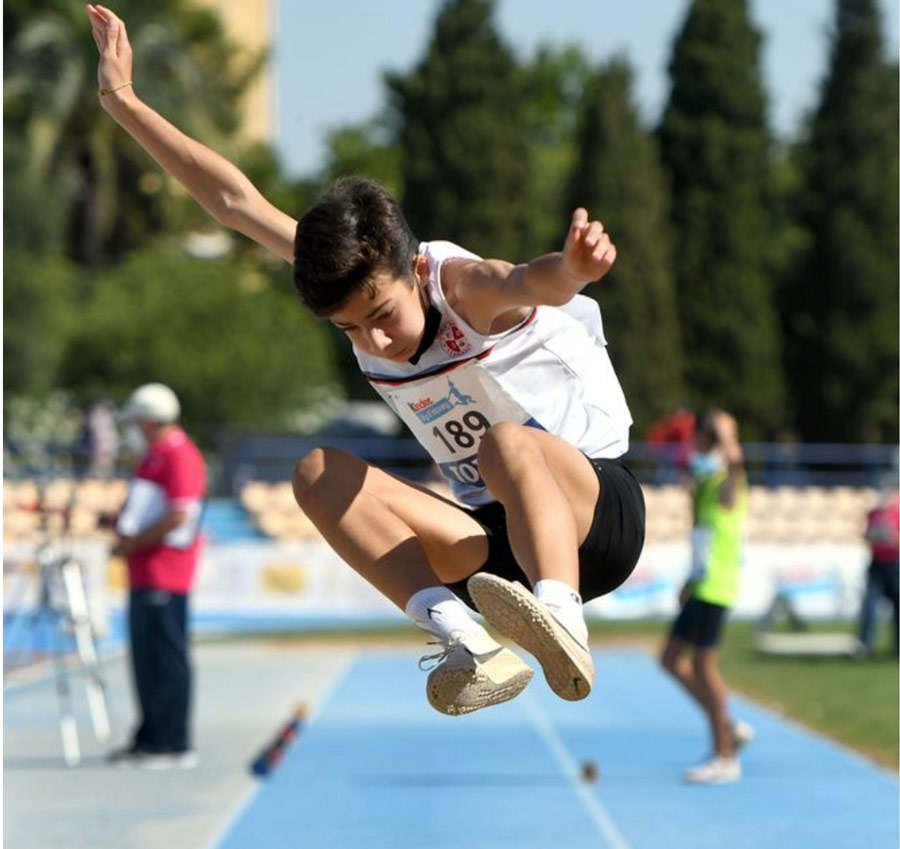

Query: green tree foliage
left=782, top=0, right=899, bottom=442
left=658, top=0, right=785, bottom=437
left=3, top=130, right=67, bottom=256
left=562, top=58, right=685, bottom=431
left=4, top=0, right=263, bottom=265
left=322, top=117, right=402, bottom=194
left=60, top=248, right=342, bottom=446
left=4, top=251, right=78, bottom=398
left=386, top=0, right=531, bottom=259
left=521, top=45, right=594, bottom=252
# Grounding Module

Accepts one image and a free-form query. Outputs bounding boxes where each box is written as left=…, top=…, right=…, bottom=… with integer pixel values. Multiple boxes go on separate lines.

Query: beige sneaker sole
left=427, top=649, right=533, bottom=717
left=468, top=574, right=594, bottom=701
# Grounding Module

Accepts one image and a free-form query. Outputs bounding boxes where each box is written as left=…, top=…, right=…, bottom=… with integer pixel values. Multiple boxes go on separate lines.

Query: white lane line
left=524, top=693, right=632, bottom=849
left=201, top=651, right=358, bottom=849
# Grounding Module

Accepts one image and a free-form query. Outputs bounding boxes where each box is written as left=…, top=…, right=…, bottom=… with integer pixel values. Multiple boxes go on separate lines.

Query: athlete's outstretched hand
left=85, top=5, right=135, bottom=110
left=562, top=208, right=617, bottom=283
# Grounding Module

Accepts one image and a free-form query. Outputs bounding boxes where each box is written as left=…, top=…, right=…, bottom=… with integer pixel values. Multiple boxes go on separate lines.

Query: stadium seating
left=1, top=477, right=881, bottom=548
left=235, top=480, right=879, bottom=546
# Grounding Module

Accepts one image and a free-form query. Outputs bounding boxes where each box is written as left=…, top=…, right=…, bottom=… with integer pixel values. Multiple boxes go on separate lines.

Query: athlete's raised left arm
left=449, top=208, right=616, bottom=332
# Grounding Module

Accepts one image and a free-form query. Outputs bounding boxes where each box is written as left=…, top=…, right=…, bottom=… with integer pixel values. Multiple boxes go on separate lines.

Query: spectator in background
left=86, top=399, right=120, bottom=478
left=646, top=406, right=696, bottom=483
left=107, top=383, right=206, bottom=769
left=660, top=410, right=753, bottom=784
left=856, top=487, right=899, bottom=657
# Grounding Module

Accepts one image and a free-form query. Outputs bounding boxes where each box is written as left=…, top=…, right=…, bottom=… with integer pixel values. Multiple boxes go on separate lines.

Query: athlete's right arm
left=712, top=412, right=744, bottom=510
left=86, top=5, right=297, bottom=263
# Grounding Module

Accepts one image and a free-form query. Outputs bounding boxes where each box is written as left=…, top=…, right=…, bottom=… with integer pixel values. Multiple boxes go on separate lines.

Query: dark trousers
left=858, top=560, right=900, bottom=653
left=128, top=589, right=192, bottom=752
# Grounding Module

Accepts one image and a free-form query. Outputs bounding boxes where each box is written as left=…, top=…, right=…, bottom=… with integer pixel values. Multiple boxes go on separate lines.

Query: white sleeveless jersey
left=353, top=240, right=633, bottom=506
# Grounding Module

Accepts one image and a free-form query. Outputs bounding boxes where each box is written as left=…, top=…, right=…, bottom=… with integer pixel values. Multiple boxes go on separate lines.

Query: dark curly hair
left=292, top=177, right=419, bottom=316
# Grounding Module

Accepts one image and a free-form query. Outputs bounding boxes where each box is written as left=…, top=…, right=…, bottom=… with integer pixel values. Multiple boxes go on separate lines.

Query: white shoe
left=684, top=755, right=741, bottom=784
left=467, top=574, right=594, bottom=701
left=420, top=638, right=533, bottom=716
left=136, top=750, right=199, bottom=770
left=732, top=719, right=755, bottom=752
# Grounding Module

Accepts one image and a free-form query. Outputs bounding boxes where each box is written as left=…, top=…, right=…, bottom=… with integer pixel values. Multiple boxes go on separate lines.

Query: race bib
left=386, top=361, right=538, bottom=494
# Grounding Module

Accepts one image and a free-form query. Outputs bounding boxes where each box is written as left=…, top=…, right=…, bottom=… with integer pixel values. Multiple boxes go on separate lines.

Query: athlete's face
left=330, top=258, right=429, bottom=362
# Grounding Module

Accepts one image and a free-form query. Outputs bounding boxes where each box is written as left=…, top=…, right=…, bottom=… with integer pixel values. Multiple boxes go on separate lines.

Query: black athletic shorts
left=445, top=456, right=646, bottom=610
left=670, top=597, right=729, bottom=648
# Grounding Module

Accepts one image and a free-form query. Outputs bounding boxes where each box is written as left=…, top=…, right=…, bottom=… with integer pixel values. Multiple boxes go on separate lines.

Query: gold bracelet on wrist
left=99, top=81, right=133, bottom=96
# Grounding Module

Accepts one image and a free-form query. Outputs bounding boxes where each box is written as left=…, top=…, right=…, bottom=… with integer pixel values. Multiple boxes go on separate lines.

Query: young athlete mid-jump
left=86, top=4, right=646, bottom=716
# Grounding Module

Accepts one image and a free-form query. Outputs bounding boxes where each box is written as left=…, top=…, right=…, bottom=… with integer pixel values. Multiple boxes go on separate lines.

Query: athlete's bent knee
left=477, top=422, right=539, bottom=481
left=292, top=446, right=353, bottom=506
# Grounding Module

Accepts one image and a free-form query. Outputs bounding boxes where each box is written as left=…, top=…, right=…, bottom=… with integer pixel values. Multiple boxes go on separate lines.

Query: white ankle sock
left=534, top=579, right=589, bottom=646
left=405, top=586, right=499, bottom=655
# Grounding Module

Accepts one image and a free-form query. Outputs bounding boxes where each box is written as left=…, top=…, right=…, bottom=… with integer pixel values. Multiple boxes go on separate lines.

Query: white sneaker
left=684, top=755, right=741, bottom=784
left=732, top=719, right=756, bottom=752
left=467, top=574, right=594, bottom=701
left=136, top=750, right=199, bottom=770
left=420, top=638, right=533, bottom=716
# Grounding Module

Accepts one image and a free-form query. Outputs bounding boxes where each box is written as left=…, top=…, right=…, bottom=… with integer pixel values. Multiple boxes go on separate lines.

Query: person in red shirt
left=857, top=488, right=899, bottom=657
left=108, top=383, right=206, bottom=768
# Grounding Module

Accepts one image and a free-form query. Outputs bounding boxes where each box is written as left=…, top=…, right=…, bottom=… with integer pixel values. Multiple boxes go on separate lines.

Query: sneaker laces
left=418, top=635, right=465, bottom=671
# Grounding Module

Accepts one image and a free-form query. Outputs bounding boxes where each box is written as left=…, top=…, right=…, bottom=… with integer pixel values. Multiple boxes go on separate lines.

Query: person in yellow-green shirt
left=661, top=410, right=754, bottom=784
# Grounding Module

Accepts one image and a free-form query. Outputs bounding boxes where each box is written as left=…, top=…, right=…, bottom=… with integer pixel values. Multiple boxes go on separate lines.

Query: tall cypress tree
left=658, top=0, right=785, bottom=437
left=783, top=0, right=898, bottom=443
left=386, top=0, right=531, bottom=259
left=562, top=58, right=685, bottom=430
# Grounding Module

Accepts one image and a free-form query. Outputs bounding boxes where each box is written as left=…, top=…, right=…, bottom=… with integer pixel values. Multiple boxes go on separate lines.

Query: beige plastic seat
left=792, top=514, right=821, bottom=544
left=803, top=486, right=829, bottom=515
left=3, top=480, right=19, bottom=510
left=256, top=512, right=288, bottom=539
left=770, top=486, right=803, bottom=520
left=67, top=507, right=99, bottom=537
left=270, top=481, right=298, bottom=513
left=41, top=479, right=75, bottom=511
left=4, top=510, right=41, bottom=538
left=74, top=480, right=108, bottom=510
left=12, top=480, right=39, bottom=510
left=766, top=512, right=795, bottom=543
left=240, top=481, right=272, bottom=514
left=748, top=486, right=771, bottom=515
left=830, top=486, right=859, bottom=517
left=859, top=488, right=880, bottom=513
left=640, top=485, right=660, bottom=514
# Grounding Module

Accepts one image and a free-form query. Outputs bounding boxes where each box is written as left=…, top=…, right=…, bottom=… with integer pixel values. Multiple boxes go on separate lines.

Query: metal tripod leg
left=60, top=558, right=111, bottom=743
left=49, top=608, right=81, bottom=767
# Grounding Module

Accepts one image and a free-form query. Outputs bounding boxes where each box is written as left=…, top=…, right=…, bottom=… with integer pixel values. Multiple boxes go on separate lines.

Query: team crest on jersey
left=407, top=379, right=475, bottom=423
left=438, top=321, right=471, bottom=357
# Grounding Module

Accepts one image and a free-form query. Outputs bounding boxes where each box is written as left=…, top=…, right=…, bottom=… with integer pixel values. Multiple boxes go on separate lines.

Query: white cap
left=119, top=383, right=180, bottom=424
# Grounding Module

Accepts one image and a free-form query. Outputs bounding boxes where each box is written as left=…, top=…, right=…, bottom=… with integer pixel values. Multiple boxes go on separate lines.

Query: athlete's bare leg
left=291, top=446, right=489, bottom=607
left=693, top=648, right=734, bottom=758
left=292, top=447, right=536, bottom=716
left=661, top=636, right=715, bottom=711
left=662, top=636, right=743, bottom=759
left=462, top=423, right=601, bottom=700
left=475, top=422, right=600, bottom=588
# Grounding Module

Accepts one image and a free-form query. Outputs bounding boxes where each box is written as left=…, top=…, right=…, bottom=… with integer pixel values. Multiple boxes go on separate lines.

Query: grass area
left=717, top=621, right=898, bottom=769
left=227, top=617, right=898, bottom=769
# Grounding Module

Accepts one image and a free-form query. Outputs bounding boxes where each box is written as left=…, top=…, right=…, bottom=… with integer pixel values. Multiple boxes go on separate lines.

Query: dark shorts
left=670, top=597, right=729, bottom=648
left=445, top=457, right=646, bottom=610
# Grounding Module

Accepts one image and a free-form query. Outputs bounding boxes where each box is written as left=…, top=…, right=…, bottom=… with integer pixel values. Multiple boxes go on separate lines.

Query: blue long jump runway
left=213, top=649, right=898, bottom=849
